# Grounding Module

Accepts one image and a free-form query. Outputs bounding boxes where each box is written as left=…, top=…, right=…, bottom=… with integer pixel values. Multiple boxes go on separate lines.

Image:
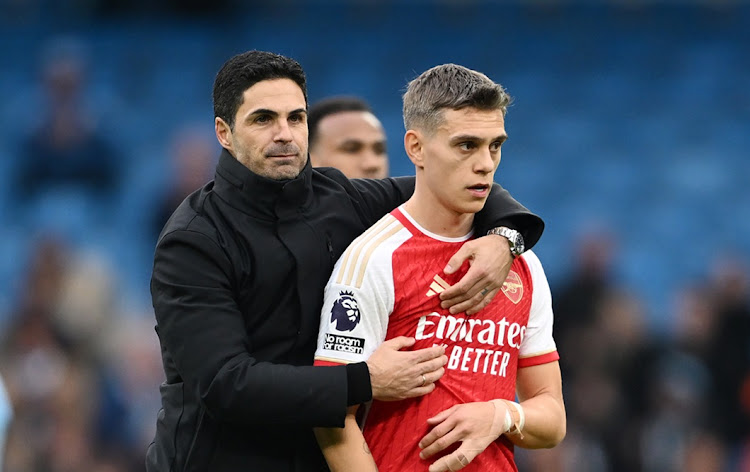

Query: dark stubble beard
left=264, top=142, right=306, bottom=180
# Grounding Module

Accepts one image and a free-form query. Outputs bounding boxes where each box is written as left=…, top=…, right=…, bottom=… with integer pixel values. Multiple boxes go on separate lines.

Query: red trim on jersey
left=313, top=359, right=346, bottom=367
left=391, top=207, right=417, bottom=234
left=518, top=350, right=560, bottom=368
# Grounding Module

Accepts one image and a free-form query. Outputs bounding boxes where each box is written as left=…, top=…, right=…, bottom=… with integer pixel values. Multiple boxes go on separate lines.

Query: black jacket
left=147, top=150, right=543, bottom=472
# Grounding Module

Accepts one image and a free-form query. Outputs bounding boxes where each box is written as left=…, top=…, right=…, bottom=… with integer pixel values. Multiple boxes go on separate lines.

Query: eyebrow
left=449, top=133, right=508, bottom=144
left=247, top=107, right=307, bottom=117
left=339, top=137, right=386, bottom=145
left=339, top=138, right=365, bottom=145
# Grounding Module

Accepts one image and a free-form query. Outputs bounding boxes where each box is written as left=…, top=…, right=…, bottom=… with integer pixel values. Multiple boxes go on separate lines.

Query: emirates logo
left=501, top=271, right=523, bottom=304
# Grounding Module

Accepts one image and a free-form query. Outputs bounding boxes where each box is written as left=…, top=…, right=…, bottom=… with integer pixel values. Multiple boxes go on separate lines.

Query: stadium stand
left=0, top=2, right=748, bottom=470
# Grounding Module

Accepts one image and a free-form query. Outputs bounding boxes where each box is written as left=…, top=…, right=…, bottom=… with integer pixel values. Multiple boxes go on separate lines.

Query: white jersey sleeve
left=518, top=250, right=558, bottom=365
left=314, top=215, right=411, bottom=364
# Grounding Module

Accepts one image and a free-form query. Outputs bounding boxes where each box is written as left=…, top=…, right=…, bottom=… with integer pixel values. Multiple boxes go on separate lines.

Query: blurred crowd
left=0, top=39, right=215, bottom=471
left=518, top=233, right=750, bottom=472
left=1, top=15, right=750, bottom=472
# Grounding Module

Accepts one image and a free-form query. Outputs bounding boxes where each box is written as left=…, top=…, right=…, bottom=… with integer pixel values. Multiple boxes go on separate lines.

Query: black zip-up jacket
left=147, top=150, right=544, bottom=472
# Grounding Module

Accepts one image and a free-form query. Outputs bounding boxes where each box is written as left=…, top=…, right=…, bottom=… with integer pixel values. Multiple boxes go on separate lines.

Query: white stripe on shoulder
left=336, top=214, right=406, bottom=287
left=519, top=249, right=544, bottom=282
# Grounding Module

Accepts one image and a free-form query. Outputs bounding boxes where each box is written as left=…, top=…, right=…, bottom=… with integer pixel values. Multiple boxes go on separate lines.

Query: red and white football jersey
left=314, top=206, right=559, bottom=472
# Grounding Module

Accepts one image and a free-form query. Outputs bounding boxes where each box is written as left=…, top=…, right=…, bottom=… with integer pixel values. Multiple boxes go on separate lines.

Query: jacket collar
left=213, top=148, right=314, bottom=219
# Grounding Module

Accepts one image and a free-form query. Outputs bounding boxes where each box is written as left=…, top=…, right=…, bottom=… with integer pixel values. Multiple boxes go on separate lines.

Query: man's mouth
left=266, top=144, right=300, bottom=158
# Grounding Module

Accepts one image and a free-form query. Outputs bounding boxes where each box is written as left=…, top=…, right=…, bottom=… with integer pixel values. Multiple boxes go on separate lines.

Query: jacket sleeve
left=151, top=229, right=351, bottom=428
left=349, top=177, right=545, bottom=250
left=474, top=183, right=545, bottom=250
left=345, top=176, right=414, bottom=227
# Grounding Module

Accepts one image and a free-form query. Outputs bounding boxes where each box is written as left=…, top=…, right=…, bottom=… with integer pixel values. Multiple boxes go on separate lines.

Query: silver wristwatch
left=487, top=226, right=525, bottom=257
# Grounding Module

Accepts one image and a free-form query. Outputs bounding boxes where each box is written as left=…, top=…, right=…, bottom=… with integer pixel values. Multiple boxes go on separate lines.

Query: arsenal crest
left=501, top=270, right=523, bottom=304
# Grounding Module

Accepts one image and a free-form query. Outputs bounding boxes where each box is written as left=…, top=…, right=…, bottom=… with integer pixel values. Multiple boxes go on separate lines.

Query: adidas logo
left=426, top=274, right=451, bottom=297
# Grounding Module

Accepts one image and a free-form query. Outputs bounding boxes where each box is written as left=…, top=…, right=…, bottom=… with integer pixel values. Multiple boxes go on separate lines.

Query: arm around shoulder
left=475, top=183, right=544, bottom=251
left=348, top=175, right=415, bottom=227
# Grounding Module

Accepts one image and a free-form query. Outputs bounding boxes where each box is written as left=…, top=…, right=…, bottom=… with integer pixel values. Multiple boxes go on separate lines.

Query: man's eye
left=373, top=143, right=387, bottom=155
left=289, top=114, right=304, bottom=123
left=459, top=142, right=475, bottom=151
left=255, top=115, right=270, bottom=123
left=490, top=141, right=503, bottom=152
left=341, top=143, right=363, bottom=154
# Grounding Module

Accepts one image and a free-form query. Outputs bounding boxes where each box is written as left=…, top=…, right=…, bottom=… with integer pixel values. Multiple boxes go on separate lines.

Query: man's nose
left=360, top=150, right=386, bottom=176
left=475, top=148, right=495, bottom=173
left=274, top=120, right=293, bottom=142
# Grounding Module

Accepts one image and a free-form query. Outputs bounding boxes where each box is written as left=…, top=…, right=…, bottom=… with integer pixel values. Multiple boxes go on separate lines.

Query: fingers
left=440, top=268, right=490, bottom=315
left=439, top=264, right=485, bottom=305
left=401, top=349, right=447, bottom=387
left=442, top=244, right=473, bottom=275
left=420, top=424, right=462, bottom=460
left=412, top=343, right=447, bottom=363
left=465, top=287, right=499, bottom=316
left=439, top=280, right=483, bottom=313
left=443, top=284, right=490, bottom=315
left=422, top=365, right=445, bottom=387
left=440, top=235, right=515, bottom=313
left=421, top=408, right=458, bottom=452
left=428, top=448, right=475, bottom=472
left=380, top=336, right=416, bottom=350
left=418, top=354, right=448, bottom=376
left=400, top=381, right=437, bottom=400
left=426, top=404, right=458, bottom=426
left=405, top=364, right=445, bottom=398
left=369, top=341, right=448, bottom=402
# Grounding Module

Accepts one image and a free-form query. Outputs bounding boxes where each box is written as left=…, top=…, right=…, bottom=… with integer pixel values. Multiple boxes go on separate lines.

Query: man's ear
left=215, top=117, right=233, bottom=150
left=404, top=130, right=424, bottom=168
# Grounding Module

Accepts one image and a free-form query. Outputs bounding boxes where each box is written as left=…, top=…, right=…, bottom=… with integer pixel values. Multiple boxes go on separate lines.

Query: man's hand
left=366, top=337, right=447, bottom=401
left=439, top=235, right=513, bottom=315
left=419, top=401, right=507, bottom=472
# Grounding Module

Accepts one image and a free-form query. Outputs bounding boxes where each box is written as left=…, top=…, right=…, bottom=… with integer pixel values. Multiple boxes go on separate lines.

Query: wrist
left=501, top=400, right=525, bottom=438
left=488, top=399, right=511, bottom=437
left=486, top=226, right=525, bottom=257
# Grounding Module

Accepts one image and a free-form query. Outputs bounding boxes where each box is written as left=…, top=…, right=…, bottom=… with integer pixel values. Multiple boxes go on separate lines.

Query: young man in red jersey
left=313, top=64, right=566, bottom=472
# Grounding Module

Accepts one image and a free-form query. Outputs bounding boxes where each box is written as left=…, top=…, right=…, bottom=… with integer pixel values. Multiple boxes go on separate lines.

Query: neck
left=403, top=186, right=474, bottom=238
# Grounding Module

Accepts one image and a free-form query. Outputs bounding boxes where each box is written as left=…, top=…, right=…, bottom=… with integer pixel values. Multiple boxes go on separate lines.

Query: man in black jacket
left=147, top=50, right=544, bottom=471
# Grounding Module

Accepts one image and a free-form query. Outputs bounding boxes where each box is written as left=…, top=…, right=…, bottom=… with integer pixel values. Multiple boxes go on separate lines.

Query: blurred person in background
left=12, top=38, right=122, bottom=220
left=532, top=229, right=749, bottom=472
left=313, top=63, right=565, bottom=472
left=0, top=237, right=105, bottom=471
left=150, top=124, right=218, bottom=244
left=0, top=374, right=10, bottom=472
left=308, top=96, right=389, bottom=179
left=705, top=257, right=750, bottom=450
left=0, top=236, right=143, bottom=472
left=147, top=50, right=544, bottom=472
left=552, top=229, right=617, bottom=370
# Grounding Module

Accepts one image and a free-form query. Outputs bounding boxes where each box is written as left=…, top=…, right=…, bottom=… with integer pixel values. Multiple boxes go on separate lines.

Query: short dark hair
left=403, top=64, right=511, bottom=133
left=308, top=96, right=373, bottom=147
left=212, top=50, right=307, bottom=130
